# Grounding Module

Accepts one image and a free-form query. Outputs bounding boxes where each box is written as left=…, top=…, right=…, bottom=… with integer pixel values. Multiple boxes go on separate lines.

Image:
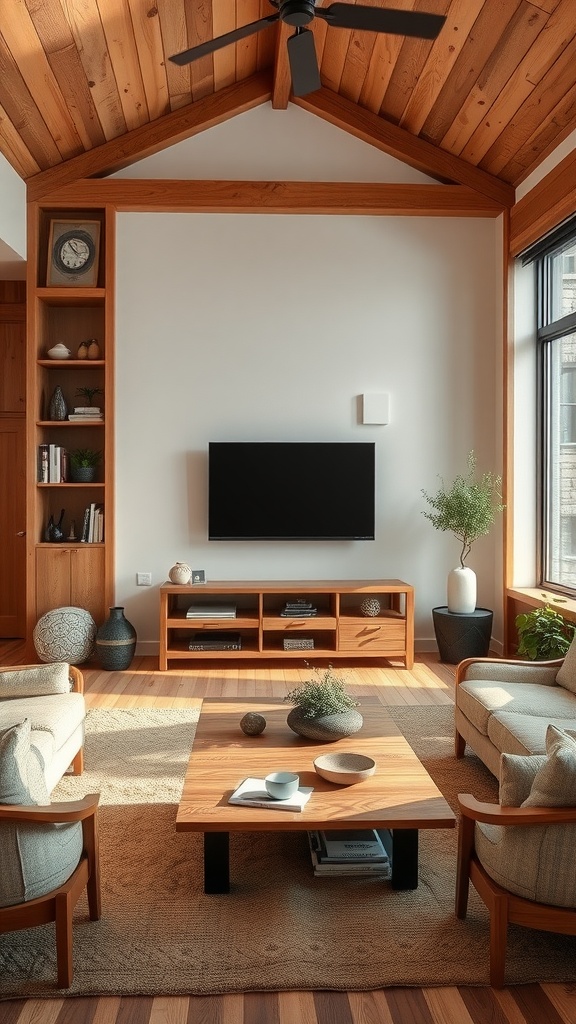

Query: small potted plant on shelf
left=69, top=448, right=102, bottom=483
left=421, top=450, right=504, bottom=614
left=515, top=599, right=575, bottom=660
left=75, top=386, right=103, bottom=408
left=284, top=664, right=362, bottom=742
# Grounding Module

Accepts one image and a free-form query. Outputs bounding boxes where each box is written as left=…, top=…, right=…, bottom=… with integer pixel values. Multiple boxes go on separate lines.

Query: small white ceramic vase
left=47, top=343, right=71, bottom=360
left=169, top=562, right=192, bottom=585
left=447, top=567, right=477, bottom=614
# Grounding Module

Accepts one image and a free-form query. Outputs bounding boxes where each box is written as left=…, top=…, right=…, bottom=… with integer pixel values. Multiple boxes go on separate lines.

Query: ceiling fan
left=169, top=1, right=446, bottom=98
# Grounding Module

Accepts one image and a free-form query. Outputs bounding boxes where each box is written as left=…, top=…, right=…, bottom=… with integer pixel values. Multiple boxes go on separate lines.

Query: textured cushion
left=522, top=725, right=576, bottom=807
left=499, top=752, right=546, bottom=807
left=0, top=692, right=85, bottom=754
left=0, top=720, right=83, bottom=909
left=457, top=679, right=576, bottom=736
left=486, top=711, right=576, bottom=757
left=464, top=661, right=560, bottom=686
left=475, top=819, right=576, bottom=907
left=556, top=637, right=576, bottom=695
left=0, top=662, right=71, bottom=699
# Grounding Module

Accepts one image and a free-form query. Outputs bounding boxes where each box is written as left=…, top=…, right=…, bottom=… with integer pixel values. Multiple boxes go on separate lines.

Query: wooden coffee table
left=176, top=696, right=455, bottom=893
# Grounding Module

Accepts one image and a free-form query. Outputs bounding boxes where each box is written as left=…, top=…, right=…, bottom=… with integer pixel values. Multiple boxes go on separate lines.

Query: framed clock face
left=47, top=219, right=101, bottom=287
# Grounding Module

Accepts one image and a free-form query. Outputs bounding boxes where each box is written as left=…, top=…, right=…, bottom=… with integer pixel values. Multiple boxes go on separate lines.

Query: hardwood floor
left=1, top=644, right=576, bottom=1024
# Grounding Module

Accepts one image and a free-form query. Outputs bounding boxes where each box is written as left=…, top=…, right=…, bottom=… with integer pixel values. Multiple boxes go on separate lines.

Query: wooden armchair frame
left=0, top=663, right=85, bottom=776
left=0, top=792, right=100, bottom=987
left=456, top=793, right=576, bottom=987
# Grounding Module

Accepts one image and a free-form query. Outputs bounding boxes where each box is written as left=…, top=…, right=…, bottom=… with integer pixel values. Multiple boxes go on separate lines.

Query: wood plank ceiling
left=0, top=0, right=575, bottom=199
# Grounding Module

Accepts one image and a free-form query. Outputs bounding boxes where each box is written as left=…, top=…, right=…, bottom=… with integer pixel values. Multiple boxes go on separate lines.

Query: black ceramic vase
left=95, top=607, right=137, bottom=670
left=48, top=385, right=68, bottom=421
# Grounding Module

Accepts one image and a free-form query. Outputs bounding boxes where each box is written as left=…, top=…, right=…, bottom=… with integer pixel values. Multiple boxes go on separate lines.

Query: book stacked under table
left=308, top=829, right=391, bottom=877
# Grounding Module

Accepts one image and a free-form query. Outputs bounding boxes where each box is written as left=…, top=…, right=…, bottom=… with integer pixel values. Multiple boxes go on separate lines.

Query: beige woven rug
left=1, top=703, right=576, bottom=998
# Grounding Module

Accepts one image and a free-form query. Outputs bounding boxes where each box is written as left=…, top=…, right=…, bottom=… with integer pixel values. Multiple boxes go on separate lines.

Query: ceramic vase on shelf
left=169, top=562, right=192, bottom=584
left=95, top=607, right=137, bottom=671
left=48, top=385, right=68, bottom=421
left=447, top=566, right=477, bottom=614
left=87, top=339, right=100, bottom=359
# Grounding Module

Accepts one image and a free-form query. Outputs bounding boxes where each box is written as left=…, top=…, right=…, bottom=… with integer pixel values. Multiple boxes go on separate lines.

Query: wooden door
left=0, top=419, right=26, bottom=636
left=71, top=547, right=106, bottom=625
left=0, top=287, right=26, bottom=638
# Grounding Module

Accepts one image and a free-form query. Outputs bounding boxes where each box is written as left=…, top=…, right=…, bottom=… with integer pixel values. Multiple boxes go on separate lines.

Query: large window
left=536, top=229, right=576, bottom=592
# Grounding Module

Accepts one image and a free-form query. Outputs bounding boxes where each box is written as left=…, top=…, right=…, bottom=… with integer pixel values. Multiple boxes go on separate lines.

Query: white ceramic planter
left=447, top=567, right=477, bottom=614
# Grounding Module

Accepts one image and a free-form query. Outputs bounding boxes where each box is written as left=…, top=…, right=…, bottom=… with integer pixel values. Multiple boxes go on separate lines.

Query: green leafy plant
left=421, top=451, right=505, bottom=566
left=75, top=386, right=103, bottom=406
left=284, top=664, right=359, bottom=718
left=515, top=601, right=575, bottom=660
left=70, top=448, right=102, bottom=468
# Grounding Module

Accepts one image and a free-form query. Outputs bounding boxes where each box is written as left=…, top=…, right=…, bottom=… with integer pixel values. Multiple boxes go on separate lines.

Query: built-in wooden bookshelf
left=159, top=579, right=414, bottom=671
left=26, top=204, right=115, bottom=649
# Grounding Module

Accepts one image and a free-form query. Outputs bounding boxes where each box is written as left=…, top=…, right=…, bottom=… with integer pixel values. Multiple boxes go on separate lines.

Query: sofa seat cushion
left=0, top=721, right=83, bottom=909
left=457, top=679, right=576, bottom=736
left=0, top=692, right=85, bottom=755
left=487, top=711, right=576, bottom=756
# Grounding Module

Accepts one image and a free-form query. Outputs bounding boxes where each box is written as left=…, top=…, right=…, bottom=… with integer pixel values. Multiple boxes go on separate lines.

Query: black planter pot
left=96, top=606, right=137, bottom=670
left=432, top=606, right=493, bottom=664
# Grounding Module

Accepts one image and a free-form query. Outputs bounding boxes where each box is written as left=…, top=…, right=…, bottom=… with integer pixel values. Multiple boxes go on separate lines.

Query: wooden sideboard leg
left=204, top=832, right=230, bottom=893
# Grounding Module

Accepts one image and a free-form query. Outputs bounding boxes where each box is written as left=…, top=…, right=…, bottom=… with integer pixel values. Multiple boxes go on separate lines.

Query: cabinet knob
left=16, top=531, right=26, bottom=537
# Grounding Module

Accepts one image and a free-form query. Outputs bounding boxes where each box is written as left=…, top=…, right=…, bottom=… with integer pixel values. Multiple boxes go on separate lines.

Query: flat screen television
left=208, top=441, right=375, bottom=541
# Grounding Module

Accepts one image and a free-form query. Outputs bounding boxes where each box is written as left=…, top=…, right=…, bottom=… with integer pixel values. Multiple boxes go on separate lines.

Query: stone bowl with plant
left=515, top=600, right=576, bottom=661
left=69, top=448, right=102, bottom=483
left=284, top=664, right=363, bottom=742
left=421, top=450, right=505, bottom=614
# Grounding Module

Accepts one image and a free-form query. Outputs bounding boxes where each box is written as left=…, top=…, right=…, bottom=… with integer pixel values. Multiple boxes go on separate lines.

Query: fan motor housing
left=278, top=0, right=317, bottom=27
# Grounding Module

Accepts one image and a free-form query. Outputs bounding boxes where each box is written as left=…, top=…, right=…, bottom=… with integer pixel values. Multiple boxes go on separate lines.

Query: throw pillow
left=0, top=662, right=71, bottom=699
left=522, top=724, right=576, bottom=807
left=0, top=720, right=49, bottom=805
left=499, top=752, right=547, bottom=807
left=556, top=636, right=576, bottom=694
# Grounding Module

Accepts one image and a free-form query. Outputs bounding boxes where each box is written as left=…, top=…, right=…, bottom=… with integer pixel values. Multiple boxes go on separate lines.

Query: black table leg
left=390, top=828, right=419, bottom=890
left=204, top=832, right=230, bottom=893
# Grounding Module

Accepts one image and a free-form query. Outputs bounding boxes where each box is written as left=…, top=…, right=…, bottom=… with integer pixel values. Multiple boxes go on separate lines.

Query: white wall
left=113, top=106, right=501, bottom=651
left=0, top=152, right=26, bottom=269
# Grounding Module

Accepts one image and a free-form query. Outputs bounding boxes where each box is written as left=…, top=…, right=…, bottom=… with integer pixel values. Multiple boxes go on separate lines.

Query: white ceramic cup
left=265, top=771, right=300, bottom=799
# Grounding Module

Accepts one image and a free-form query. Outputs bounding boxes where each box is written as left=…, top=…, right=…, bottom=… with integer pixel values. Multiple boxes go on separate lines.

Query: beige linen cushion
left=499, top=752, right=546, bottom=807
left=556, top=637, right=576, bottom=694
left=0, top=662, right=71, bottom=699
left=522, top=724, right=576, bottom=807
left=0, top=720, right=83, bottom=909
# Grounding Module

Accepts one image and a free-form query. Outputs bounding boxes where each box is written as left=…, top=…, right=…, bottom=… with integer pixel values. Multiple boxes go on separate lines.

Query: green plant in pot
left=284, top=664, right=362, bottom=742
left=421, top=451, right=504, bottom=614
left=515, top=600, right=575, bottom=660
left=69, top=448, right=102, bottom=483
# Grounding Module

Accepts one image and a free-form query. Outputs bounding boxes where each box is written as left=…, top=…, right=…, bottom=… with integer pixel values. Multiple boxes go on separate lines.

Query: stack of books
left=307, top=830, right=391, bottom=878
left=38, top=444, right=68, bottom=483
left=280, top=600, right=317, bottom=618
left=186, top=603, right=237, bottom=619
left=229, top=777, right=314, bottom=811
left=80, top=502, right=104, bottom=542
left=68, top=406, right=103, bottom=421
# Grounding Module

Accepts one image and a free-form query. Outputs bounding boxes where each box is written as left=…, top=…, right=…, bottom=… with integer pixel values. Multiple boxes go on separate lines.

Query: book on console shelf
left=307, top=833, right=391, bottom=877
left=188, top=631, right=242, bottom=651
left=186, top=604, right=237, bottom=618
left=229, top=777, right=314, bottom=812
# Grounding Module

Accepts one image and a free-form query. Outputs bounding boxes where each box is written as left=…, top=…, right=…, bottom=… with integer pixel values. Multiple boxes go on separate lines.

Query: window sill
left=507, top=587, right=576, bottom=624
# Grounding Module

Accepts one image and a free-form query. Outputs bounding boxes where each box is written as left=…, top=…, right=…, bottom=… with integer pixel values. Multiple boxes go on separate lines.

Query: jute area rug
left=1, top=704, right=576, bottom=998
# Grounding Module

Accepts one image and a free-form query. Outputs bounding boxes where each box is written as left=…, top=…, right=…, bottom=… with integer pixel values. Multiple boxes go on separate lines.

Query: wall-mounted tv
left=208, top=441, right=375, bottom=541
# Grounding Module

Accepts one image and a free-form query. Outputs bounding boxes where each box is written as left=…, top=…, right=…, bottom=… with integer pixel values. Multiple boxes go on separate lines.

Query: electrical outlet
left=136, top=572, right=152, bottom=586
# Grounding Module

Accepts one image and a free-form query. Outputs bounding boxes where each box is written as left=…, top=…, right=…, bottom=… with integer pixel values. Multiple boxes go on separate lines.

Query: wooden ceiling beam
left=35, top=178, right=505, bottom=216
left=294, top=88, right=515, bottom=208
left=26, top=73, right=273, bottom=203
left=510, top=146, right=576, bottom=256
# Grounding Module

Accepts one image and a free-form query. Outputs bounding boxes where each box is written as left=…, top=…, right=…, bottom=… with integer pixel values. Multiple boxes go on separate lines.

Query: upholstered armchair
left=456, top=724, right=576, bottom=987
left=0, top=719, right=101, bottom=987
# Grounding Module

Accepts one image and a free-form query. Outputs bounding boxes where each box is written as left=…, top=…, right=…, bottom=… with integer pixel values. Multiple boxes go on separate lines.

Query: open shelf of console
left=159, top=579, right=414, bottom=670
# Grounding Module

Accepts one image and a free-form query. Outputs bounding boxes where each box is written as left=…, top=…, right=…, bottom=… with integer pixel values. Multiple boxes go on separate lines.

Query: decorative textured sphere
left=360, top=597, right=381, bottom=617
left=33, top=606, right=96, bottom=665
left=240, top=712, right=267, bottom=735
left=168, top=562, right=192, bottom=584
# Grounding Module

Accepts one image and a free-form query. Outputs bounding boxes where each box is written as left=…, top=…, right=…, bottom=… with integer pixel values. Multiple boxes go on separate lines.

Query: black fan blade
left=287, top=29, right=321, bottom=97
left=169, top=14, right=279, bottom=66
left=316, top=4, right=446, bottom=39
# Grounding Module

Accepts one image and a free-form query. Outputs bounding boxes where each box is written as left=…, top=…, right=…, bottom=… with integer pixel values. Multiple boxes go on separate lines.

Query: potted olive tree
left=284, top=665, right=362, bottom=742
left=422, top=451, right=504, bottom=614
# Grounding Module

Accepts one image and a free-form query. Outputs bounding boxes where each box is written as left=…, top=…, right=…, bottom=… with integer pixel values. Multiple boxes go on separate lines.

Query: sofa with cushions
left=455, top=642, right=576, bottom=778
left=0, top=662, right=86, bottom=792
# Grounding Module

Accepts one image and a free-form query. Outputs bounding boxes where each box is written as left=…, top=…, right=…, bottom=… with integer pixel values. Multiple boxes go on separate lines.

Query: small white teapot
left=47, top=343, right=71, bottom=360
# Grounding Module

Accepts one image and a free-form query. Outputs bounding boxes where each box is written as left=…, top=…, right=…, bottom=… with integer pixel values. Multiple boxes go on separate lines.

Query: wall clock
left=47, top=219, right=101, bottom=287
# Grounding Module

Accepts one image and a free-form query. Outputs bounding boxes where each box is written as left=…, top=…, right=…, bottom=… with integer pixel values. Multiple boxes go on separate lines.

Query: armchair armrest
left=457, top=793, right=576, bottom=826
left=69, top=665, right=84, bottom=694
left=455, top=657, right=562, bottom=688
left=0, top=793, right=99, bottom=823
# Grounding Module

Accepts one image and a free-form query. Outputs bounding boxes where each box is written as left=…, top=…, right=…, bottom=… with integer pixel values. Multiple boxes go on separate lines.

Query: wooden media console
left=159, top=579, right=414, bottom=670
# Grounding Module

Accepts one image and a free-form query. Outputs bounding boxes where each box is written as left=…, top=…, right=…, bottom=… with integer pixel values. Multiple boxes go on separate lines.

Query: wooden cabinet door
left=36, top=547, right=71, bottom=619
left=0, top=419, right=26, bottom=636
left=70, top=547, right=106, bottom=625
